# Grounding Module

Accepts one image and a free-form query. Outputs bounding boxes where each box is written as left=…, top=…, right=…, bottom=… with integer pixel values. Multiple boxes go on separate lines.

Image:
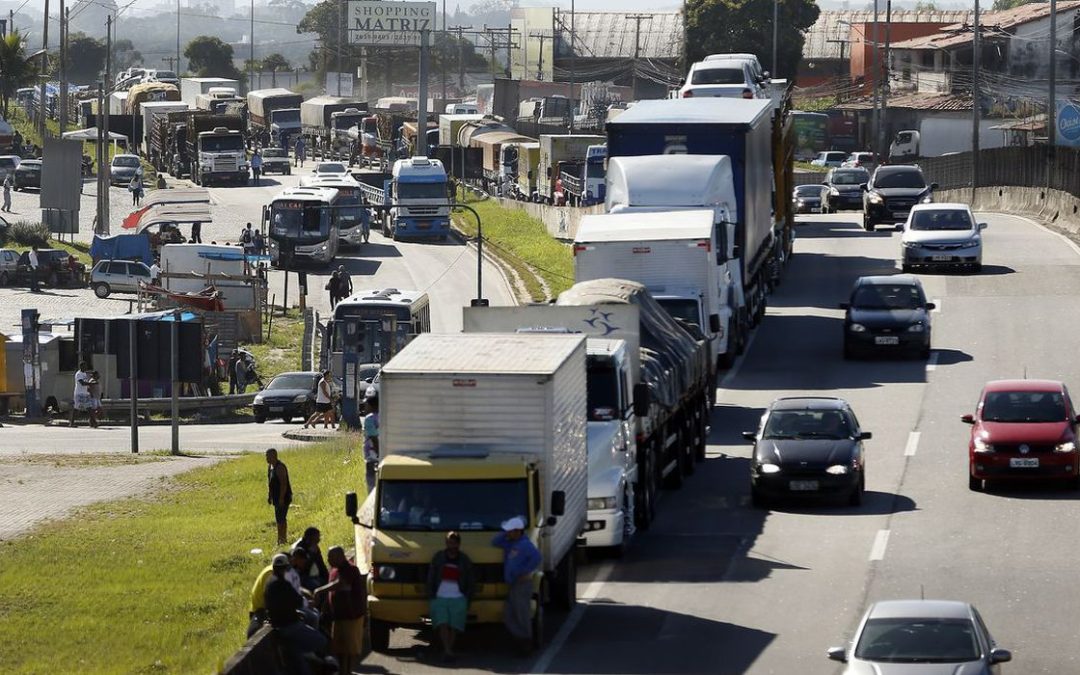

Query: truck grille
left=214, top=159, right=238, bottom=172
left=374, top=562, right=505, bottom=583
left=408, top=206, right=441, bottom=217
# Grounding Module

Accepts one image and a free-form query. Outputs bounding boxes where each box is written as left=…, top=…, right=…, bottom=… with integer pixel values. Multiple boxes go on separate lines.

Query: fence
left=918, top=146, right=1080, bottom=197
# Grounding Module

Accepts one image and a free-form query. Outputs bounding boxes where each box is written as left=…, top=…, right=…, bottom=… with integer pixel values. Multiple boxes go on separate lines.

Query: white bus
left=298, top=175, right=369, bottom=248
left=263, top=186, right=342, bottom=267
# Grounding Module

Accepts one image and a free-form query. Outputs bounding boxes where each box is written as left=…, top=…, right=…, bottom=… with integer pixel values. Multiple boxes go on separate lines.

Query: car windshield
left=794, top=185, right=820, bottom=196
left=316, top=163, right=346, bottom=174
left=692, top=68, right=745, bottom=85
left=874, top=170, right=926, bottom=189
left=377, top=479, right=528, bottom=531
left=267, top=374, right=316, bottom=390
left=910, top=209, right=973, bottom=231
left=112, top=157, right=140, bottom=168
left=832, top=170, right=869, bottom=185
left=982, top=390, right=1067, bottom=423
left=854, top=618, right=981, bottom=663
left=852, top=284, right=924, bottom=310
left=19, top=163, right=41, bottom=171
left=762, top=410, right=852, bottom=440
left=262, top=148, right=286, bottom=158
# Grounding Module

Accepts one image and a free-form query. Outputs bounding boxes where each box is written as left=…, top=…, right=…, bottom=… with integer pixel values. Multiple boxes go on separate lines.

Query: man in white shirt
left=70, top=362, right=98, bottom=428
left=28, top=245, right=39, bottom=292
left=149, top=260, right=161, bottom=285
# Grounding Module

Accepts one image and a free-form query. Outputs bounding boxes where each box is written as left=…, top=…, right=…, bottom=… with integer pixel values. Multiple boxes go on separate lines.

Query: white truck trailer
left=179, top=77, right=240, bottom=109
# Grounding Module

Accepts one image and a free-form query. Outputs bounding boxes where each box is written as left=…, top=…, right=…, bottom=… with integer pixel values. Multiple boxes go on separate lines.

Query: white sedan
left=900, top=203, right=986, bottom=273
left=310, top=161, right=351, bottom=179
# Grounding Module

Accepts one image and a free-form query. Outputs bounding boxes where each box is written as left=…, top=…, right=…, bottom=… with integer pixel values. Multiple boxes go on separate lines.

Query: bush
left=7, top=221, right=50, bottom=247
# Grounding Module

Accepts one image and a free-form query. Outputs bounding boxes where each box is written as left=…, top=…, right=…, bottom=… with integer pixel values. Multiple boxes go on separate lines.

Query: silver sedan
left=828, top=600, right=1011, bottom=673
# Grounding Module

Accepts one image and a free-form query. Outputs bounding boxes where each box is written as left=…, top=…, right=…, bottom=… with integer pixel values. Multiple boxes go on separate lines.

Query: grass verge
left=452, top=187, right=574, bottom=302
left=241, top=310, right=306, bottom=380
left=7, top=239, right=92, bottom=266
left=0, top=439, right=367, bottom=674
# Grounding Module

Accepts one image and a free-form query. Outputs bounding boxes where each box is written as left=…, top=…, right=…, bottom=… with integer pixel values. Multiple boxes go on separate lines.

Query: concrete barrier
left=937, top=186, right=1080, bottom=237
left=495, top=198, right=605, bottom=241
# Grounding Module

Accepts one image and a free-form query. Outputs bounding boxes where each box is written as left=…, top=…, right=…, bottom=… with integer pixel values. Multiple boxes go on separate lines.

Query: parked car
left=862, top=165, right=937, bottom=231
left=827, top=600, right=1011, bottom=673
left=820, top=167, right=871, bottom=213
left=679, top=58, right=764, bottom=99
left=745, top=396, right=870, bottom=506
left=792, top=184, right=823, bottom=214
left=841, top=275, right=934, bottom=359
left=841, top=151, right=878, bottom=171
left=811, top=151, right=847, bottom=168
left=0, top=154, right=21, bottom=181
left=109, top=154, right=144, bottom=186
left=964, top=379, right=1080, bottom=492
left=252, top=371, right=321, bottom=424
left=900, top=203, right=986, bottom=273
left=0, top=247, right=18, bottom=284
left=89, top=259, right=153, bottom=297
left=13, top=159, right=42, bottom=190
left=16, top=249, right=86, bottom=287
left=260, top=147, right=291, bottom=175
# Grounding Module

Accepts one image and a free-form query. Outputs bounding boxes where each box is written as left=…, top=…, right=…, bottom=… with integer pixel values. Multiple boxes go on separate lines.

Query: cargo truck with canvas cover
left=300, top=96, right=368, bottom=160
left=345, top=332, right=588, bottom=652
left=605, top=155, right=744, bottom=365
left=247, top=88, right=303, bottom=147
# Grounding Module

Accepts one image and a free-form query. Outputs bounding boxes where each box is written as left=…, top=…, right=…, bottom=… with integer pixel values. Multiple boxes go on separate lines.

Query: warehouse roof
left=834, top=92, right=972, bottom=112
left=557, top=11, right=683, bottom=60
left=892, top=1, right=1080, bottom=50
left=803, top=9, right=974, bottom=60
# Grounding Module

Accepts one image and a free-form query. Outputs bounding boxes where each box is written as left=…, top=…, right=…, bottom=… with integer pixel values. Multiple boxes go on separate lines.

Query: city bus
left=263, top=186, right=342, bottom=267
left=329, top=288, right=431, bottom=425
left=299, top=175, right=369, bottom=248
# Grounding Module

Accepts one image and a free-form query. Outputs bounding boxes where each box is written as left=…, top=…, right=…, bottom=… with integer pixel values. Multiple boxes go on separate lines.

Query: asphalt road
left=354, top=210, right=1080, bottom=674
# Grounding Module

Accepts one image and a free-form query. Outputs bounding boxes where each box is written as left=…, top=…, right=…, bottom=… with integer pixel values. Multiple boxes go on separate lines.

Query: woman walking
left=303, top=371, right=337, bottom=429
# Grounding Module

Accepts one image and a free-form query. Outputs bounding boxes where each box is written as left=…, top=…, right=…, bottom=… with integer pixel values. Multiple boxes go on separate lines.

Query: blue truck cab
left=390, top=156, right=451, bottom=241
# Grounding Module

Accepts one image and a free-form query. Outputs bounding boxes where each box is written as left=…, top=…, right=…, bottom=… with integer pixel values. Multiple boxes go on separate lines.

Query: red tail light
left=742, top=89, right=753, bottom=99
left=682, top=90, right=694, bottom=98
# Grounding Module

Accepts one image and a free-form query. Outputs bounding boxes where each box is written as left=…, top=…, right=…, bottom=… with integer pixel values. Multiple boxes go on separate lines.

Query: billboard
left=41, top=138, right=82, bottom=213
left=347, top=1, right=436, bottom=47
left=1057, top=100, right=1080, bottom=148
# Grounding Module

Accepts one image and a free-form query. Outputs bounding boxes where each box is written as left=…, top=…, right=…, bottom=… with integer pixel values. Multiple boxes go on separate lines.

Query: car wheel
left=369, top=619, right=391, bottom=653
left=968, top=474, right=983, bottom=492
left=254, top=413, right=266, bottom=424
left=93, top=283, right=110, bottom=298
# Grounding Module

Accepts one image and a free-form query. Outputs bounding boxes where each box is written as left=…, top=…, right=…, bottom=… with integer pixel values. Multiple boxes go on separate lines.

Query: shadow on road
left=933, top=348, right=974, bottom=366
left=982, top=482, right=1080, bottom=500
left=795, top=218, right=899, bottom=239
left=765, top=490, right=918, bottom=517
left=767, top=251, right=901, bottom=310
left=355, top=242, right=403, bottom=259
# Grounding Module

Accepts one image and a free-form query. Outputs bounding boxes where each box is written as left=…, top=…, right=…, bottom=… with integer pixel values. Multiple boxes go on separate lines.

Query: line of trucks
left=342, top=94, right=797, bottom=651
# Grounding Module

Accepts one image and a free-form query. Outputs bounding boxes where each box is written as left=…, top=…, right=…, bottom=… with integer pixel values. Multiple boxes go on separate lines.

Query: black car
left=13, top=159, right=42, bottom=190
left=792, top=184, right=823, bottom=214
left=820, top=167, right=870, bottom=213
left=252, top=371, right=321, bottom=424
left=861, top=165, right=937, bottom=231
left=745, top=397, right=870, bottom=506
left=16, top=249, right=87, bottom=287
left=841, top=275, right=934, bottom=359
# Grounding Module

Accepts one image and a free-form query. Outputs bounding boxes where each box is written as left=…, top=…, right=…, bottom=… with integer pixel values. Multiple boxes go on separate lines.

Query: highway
left=357, top=210, right=1080, bottom=674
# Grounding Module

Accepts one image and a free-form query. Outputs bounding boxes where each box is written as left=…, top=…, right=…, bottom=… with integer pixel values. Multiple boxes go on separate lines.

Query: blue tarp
left=196, top=251, right=271, bottom=263
left=90, top=232, right=153, bottom=266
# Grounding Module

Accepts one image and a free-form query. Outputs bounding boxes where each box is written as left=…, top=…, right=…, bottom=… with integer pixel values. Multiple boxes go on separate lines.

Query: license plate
left=874, top=336, right=900, bottom=345
left=790, top=480, right=819, bottom=491
left=931, top=255, right=953, bottom=262
left=1009, top=457, right=1039, bottom=468
left=417, top=222, right=431, bottom=229
left=269, top=406, right=284, bottom=413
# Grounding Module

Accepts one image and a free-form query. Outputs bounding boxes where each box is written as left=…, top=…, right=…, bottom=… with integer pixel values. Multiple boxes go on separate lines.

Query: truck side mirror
left=632, top=383, right=651, bottom=417
left=550, top=490, right=566, bottom=517
left=709, top=313, right=721, bottom=333
left=345, top=491, right=358, bottom=518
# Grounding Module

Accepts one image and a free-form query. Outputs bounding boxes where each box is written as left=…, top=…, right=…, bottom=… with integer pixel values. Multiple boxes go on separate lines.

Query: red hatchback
left=964, top=379, right=1080, bottom=491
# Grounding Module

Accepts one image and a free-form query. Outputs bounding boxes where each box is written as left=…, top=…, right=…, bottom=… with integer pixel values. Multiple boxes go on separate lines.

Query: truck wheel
left=551, top=551, right=577, bottom=610
left=369, top=619, right=391, bottom=652
left=636, top=451, right=657, bottom=530
left=531, top=588, right=545, bottom=651
left=681, top=418, right=696, bottom=476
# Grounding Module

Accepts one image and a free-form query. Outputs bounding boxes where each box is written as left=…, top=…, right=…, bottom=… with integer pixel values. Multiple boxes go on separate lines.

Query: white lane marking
left=904, top=431, right=921, bottom=457
left=931, top=298, right=941, bottom=313
left=869, top=529, right=891, bottom=561
left=926, top=351, right=939, bottom=372
left=993, top=212, right=1080, bottom=258
left=531, top=560, right=616, bottom=674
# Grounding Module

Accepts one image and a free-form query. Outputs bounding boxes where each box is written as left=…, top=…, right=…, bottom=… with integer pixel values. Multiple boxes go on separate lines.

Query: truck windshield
left=271, top=109, right=300, bottom=124
left=335, top=114, right=365, bottom=130
left=270, top=204, right=330, bottom=241
left=585, top=163, right=605, bottom=180
left=397, top=182, right=448, bottom=200
left=377, top=479, right=528, bottom=531
left=656, top=298, right=702, bottom=329
left=586, top=357, right=621, bottom=421
left=201, top=135, right=244, bottom=152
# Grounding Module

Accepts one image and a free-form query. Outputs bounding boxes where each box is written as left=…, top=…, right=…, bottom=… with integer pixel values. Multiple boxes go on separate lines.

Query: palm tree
left=0, top=31, right=37, bottom=118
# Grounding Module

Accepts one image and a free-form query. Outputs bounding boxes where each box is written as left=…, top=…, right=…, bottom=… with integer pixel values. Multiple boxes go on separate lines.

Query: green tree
left=685, top=0, right=820, bottom=78
left=914, top=0, right=938, bottom=10
left=111, top=39, right=144, bottom=73
left=0, top=31, right=37, bottom=117
left=183, top=36, right=242, bottom=79
left=66, top=33, right=108, bottom=85
left=261, top=53, right=291, bottom=72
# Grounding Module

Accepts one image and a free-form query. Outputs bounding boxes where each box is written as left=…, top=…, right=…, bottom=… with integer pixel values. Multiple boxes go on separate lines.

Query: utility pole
left=871, top=2, right=880, bottom=156
left=103, top=14, right=111, bottom=235
left=38, top=0, right=49, bottom=138
left=249, top=0, right=254, bottom=91
left=59, top=1, right=67, bottom=133
left=449, top=25, right=472, bottom=90
left=1048, top=0, right=1057, bottom=186
left=971, top=0, right=980, bottom=201
left=176, top=0, right=181, bottom=75
left=528, top=31, right=551, bottom=80
left=569, top=0, right=575, bottom=131
left=441, top=0, right=446, bottom=103
left=96, top=80, right=104, bottom=235
left=417, top=30, right=429, bottom=157
left=627, top=14, right=653, bottom=99
left=162, top=56, right=178, bottom=71
left=772, top=0, right=778, bottom=78
left=880, top=0, right=892, bottom=159
left=336, top=0, right=344, bottom=95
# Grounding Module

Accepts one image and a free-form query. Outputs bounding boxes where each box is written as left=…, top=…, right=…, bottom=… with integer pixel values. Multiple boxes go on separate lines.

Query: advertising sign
left=1057, top=100, right=1080, bottom=147
left=347, top=1, right=436, bottom=47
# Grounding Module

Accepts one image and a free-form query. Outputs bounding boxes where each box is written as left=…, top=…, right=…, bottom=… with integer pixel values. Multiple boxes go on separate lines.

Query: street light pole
left=1048, top=0, right=1057, bottom=186
left=771, top=0, right=778, bottom=78
left=569, top=0, right=575, bottom=132
left=176, top=0, right=180, bottom=75
left=249, top=0, right=254, bottom=91
left=971, top=0, right=980, bottom=201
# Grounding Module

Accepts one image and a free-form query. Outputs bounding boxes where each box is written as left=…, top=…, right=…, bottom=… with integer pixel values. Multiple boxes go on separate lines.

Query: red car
left=964, top=379, right=1080, bottom=491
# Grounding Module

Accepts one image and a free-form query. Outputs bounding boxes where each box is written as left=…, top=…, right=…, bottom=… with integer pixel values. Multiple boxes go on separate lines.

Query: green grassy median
left=0, top=440, right=364, bottom=674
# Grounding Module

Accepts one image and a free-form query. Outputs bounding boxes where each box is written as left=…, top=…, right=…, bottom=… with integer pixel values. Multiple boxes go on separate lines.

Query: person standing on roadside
left=362, top=395, right=380, bottom=493
left=303, top=370, right=337, bottom=429
left=70, top=362, right=97, bottom=428
left=28, top=244, right=39, bottom=292
left=235, top=354, right=250, bottom=394
left=492, top=516, right=541, bottom=655
left=314, top=546, right=366, bottom=675
left=266, top=448, right=293, bottom=545
left=251, top=149, right=263, bottom=186
left=2, top=171, right=12, bottom=212
left=129, top=174, right=143, bottom=206
left=190, top=220, right=202, bottom=244
left=427, top=531, right=474, bottom=662
left=294, top=136, right=307, bottom=167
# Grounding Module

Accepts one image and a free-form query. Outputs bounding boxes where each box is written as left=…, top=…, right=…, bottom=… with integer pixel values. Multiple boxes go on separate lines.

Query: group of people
left=239, top=223, right=265, bottom=255
left=325, top=265, right=354, bottom=308
left=228, top=350, right=263, bottom=394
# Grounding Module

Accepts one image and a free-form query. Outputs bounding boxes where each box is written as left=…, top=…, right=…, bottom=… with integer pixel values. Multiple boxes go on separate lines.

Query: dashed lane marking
left=904, top=431, right=921, bottom=457
left=869, top=529, right=891, bottom=561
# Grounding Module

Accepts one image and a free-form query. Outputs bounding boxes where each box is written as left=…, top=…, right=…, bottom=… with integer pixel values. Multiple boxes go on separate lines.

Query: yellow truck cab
left=345, top=332, right=588, bottom=652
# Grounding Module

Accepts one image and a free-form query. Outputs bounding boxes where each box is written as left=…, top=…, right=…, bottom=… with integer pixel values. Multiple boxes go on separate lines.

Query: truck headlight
left=375, top=565, right=396, bottom=580
left=587, top=497, right=618, bottom=510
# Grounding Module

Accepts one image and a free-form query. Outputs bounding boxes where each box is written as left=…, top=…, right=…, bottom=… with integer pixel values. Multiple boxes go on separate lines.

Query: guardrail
left=99, top=392, right=255, bottom=414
